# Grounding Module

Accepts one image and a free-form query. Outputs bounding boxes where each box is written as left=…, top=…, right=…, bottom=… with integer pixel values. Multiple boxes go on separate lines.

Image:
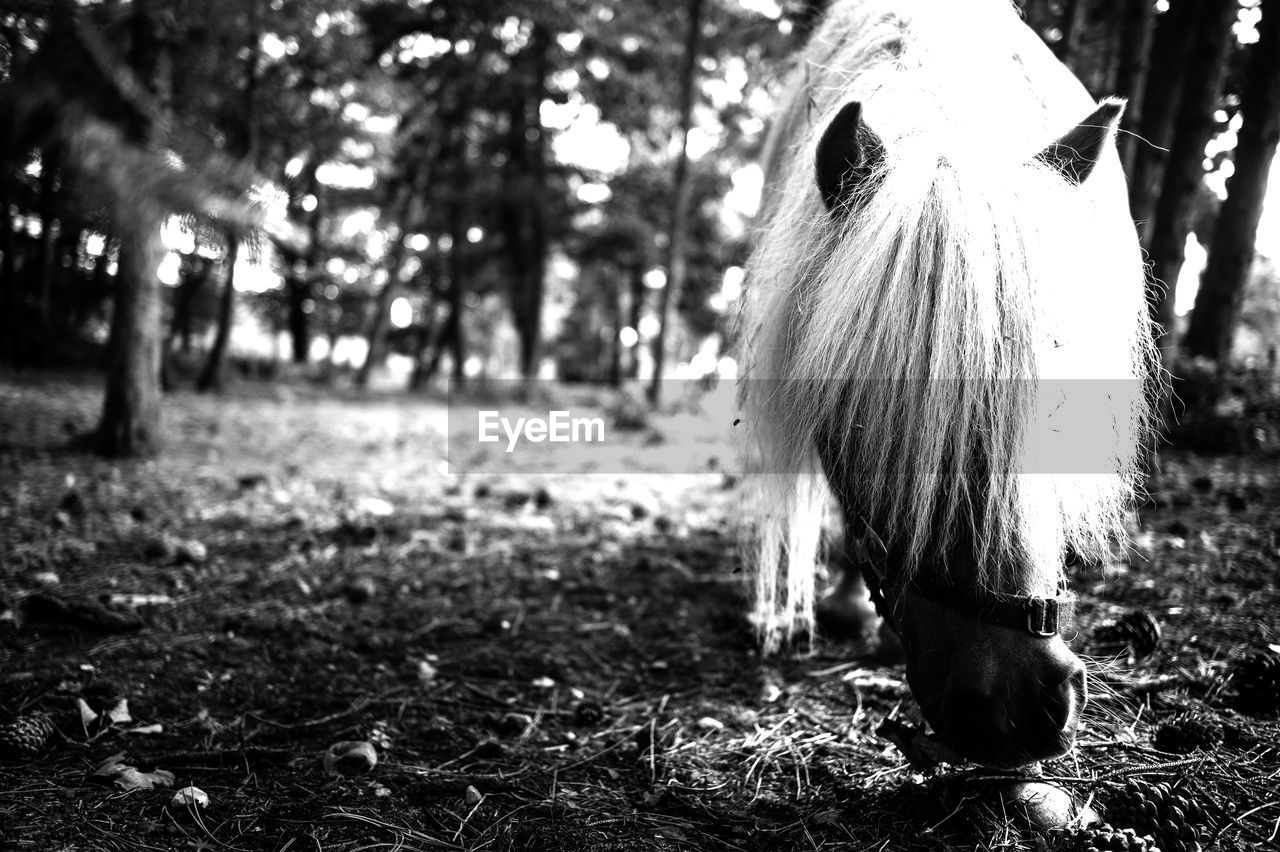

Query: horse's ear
left=815, top=101, right=885, bottom=214
left=1038, top=98, right=1125, bottom=185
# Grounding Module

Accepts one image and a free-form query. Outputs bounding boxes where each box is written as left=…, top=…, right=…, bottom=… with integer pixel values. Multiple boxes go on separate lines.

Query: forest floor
left=0, top=373, right=1277, bottom=852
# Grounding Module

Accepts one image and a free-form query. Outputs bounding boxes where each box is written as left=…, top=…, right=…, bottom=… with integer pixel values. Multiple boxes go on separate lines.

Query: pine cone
left=1088, top=610, right=1161, bottom=661
left=1230, top=651, right=1280, bottom=712
left=1152, top=712, right=1224, bottom=754
left=1055, top=823, right=1161, bottom=852
left=0, top=713, right=55, bottom=759
left=573, top=700, right=604, bottom=726
left=1103, top=779, right=1209, bottom=852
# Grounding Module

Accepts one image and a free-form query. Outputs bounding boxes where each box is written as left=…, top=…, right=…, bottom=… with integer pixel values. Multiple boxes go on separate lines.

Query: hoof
left=874, top=619, right=906, bottom=664
left=814, top=591, right=879, bottom=643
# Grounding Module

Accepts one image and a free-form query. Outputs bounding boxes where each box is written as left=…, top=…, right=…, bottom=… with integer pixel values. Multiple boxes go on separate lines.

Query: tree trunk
left=790, top=0, right=830, bottom=40
left=168, top=256, right=210, bottom=355
left=98, top=207, right=164, bottom=456
left=1145, top=0, right=1237, bottom=358
left=1017, top=0, right=1057, bottom=40
left=197, top=235, right=239, bottom=392
left=285, top=273, right=310, bottom=363
left=1056, top=0, right=1089, bottom=65
left=284, top=168, right=320, bottom=364
left=355, top=179, right=418, bottom=388
left=447, top=219, right=466, bottom=384
left=1182, top=0, right=1280, bottom=363
left=407, top=311, right=436, bottom=391
left=501, top=26, right=551, bottom=382
left=36, top=144, right=61, bottom=365
left=627, top=261, right=645, bottom=380
left=417, top=302, right=459, bottom=387
left=0, top=172, right=15, bottom=366
left=1113, top=0, right=1157, bottom=177
left=95, top=0, right=165, bottom=456
left=608, top=271, right=623, bottom=388
left=1129, top=0, right=1203, bottom=243
left=648, top=0, right=705, bottom=408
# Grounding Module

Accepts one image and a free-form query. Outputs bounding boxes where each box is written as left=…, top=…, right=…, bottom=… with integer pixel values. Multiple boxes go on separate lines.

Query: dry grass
left=0, top=374, right=1276, bottom=851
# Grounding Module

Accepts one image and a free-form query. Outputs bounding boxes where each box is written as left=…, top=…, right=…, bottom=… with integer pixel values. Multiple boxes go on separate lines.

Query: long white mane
left=740, top=0, right=1159, bottom=649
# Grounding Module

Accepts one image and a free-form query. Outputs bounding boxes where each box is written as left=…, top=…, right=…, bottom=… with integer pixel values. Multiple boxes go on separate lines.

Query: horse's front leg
left=815, top=531, right=902, bottom=660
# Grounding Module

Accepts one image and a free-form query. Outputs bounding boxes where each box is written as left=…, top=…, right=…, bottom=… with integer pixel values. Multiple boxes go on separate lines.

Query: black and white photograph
left=1, top=0, right=1278, bottom=849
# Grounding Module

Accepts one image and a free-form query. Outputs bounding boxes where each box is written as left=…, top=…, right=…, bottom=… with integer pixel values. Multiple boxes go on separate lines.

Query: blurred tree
left=1128, top=0, right=1201, bottom=242
left=198, top=4, right=263, bottom=393
left=1145, top=0, right=1238, bottom=357
left=648, top=0, right=704, bottom=407
left=1113, top=0, right=1157, bottom=176
left=3, top=0, right=310, bottom=453
left=1184, top=0, right=1280, bottom=363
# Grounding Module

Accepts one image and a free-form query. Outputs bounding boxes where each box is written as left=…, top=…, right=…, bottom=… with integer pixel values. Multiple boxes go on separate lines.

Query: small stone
left=174, top=539, right=207, bottom=565
left=169, top=786, right=210, bottom=813
left=996, top=780, right=1099, bottom=831
left=498, top=712, right=534, bottom=735
left=323, top=740, right=378, bottom=777
left=343, top=577, right=378, bottom=604
left=237, top=473, right=269, bottom=490
left=143, top=535, right=178, bottom=561
left=416, top=660, right=438, bottom=686
left=59, top=490, right=87, bottom=520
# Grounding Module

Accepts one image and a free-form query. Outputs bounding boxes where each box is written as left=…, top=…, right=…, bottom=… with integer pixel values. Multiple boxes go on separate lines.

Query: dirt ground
left=1, top=374, right=1277, bottom=852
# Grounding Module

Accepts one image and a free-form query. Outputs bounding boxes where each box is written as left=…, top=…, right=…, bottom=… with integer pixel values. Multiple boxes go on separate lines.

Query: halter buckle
left=1025, top=596, right=1059, bottom=637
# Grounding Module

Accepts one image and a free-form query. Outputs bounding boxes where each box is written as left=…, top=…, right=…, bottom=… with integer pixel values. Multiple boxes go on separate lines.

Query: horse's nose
left=942, top=650, right=1086, bottom=766
left=1043, top=659, right=1087, bottom=734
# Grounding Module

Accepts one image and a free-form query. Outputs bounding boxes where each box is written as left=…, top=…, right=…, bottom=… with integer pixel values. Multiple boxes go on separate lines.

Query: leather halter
left=850, top=527, right=1073, bottom=638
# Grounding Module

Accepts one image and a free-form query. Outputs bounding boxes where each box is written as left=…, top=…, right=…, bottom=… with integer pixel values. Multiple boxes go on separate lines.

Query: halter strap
left=904, top=584, right=1073, bottom=638
left=851, top=527, right=1073, bottom=639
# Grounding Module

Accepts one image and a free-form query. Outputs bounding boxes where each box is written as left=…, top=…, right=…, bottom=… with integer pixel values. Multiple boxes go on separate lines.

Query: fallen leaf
left=76, top=698, right=100, bottom=733
left=106, top=698, right=133, bottom=726
left=92, top=752, right=175, bottom=792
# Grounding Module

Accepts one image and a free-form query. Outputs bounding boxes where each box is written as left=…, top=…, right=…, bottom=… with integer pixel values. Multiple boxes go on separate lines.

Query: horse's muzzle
left=938, top=649, right=1086, bottom=767
left=900, top=595, right=1088, bottom=768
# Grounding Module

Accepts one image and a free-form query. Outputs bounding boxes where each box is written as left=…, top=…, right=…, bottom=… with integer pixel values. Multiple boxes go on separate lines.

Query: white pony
left=740, top=0, right=1157, bottom=767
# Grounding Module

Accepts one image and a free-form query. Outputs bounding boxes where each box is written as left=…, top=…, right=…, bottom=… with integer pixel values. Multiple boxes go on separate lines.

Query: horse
left=739, top=0, right=1158, bottom=769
